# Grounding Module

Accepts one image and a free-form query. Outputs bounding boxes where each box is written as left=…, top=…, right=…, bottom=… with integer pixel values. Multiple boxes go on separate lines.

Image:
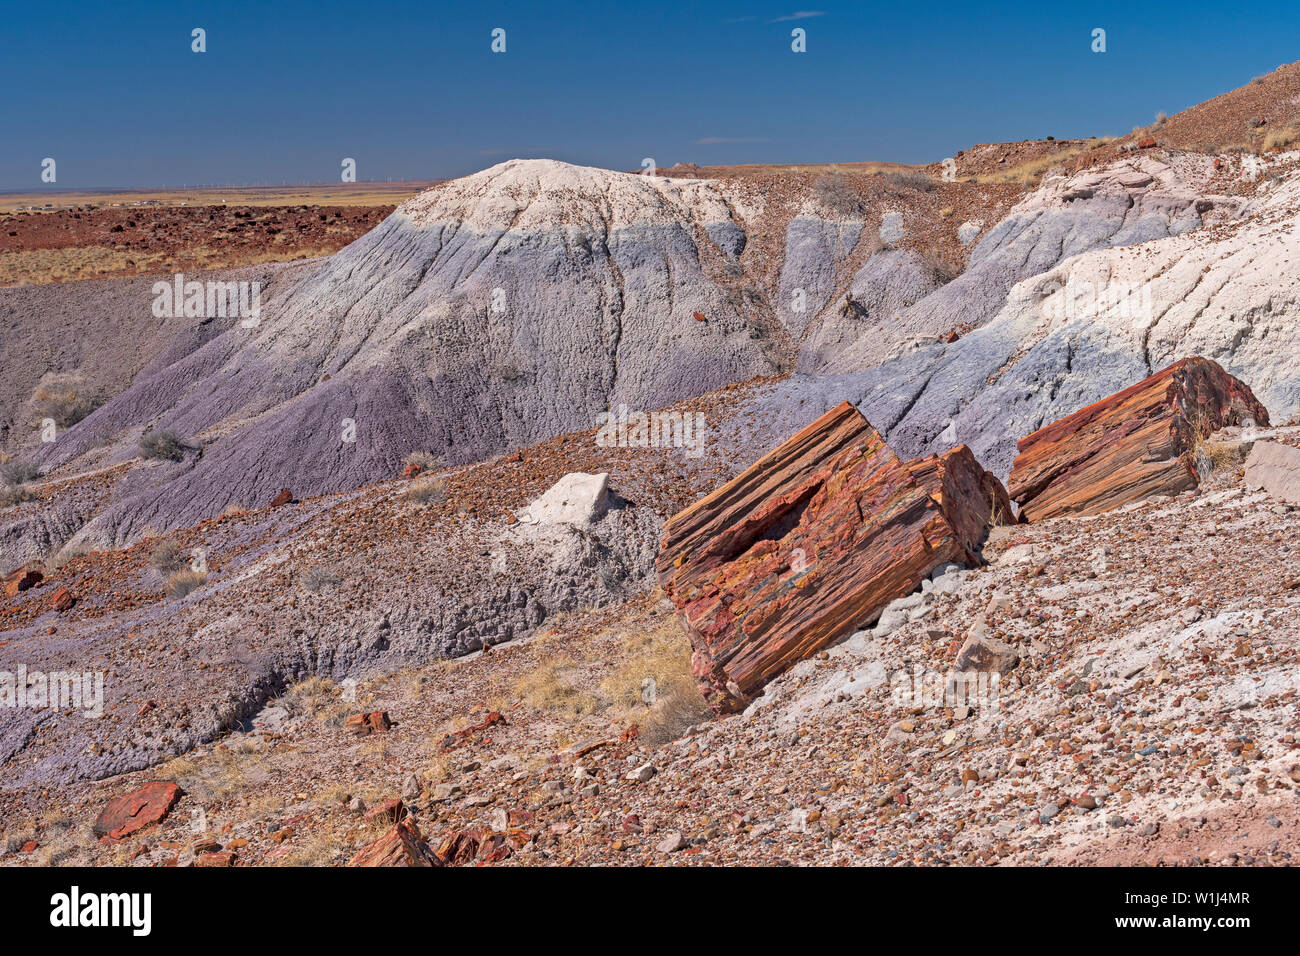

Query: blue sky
left=2, top=0, right=1297, bottom=189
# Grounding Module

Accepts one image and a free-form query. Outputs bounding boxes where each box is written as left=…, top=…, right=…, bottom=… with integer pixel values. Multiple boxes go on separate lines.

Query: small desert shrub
left=404, top=475, right=446, bottom=506
left=303, top=564, right=341, bottom=593
left=405, top=450, right=445, bottom=472
left=165, top=567, right=207, bottom=599
left=139, top=429, right=189, bottom=462
left=880, top=169, right=936, bottom=194
left=29, top=372, right=97, bottom=428
left=1154, top=111, right=1168, bottom=126
left=1, top=459, right=40, bottom=486
left=148, top=539, right=188, bottom=574
left=0, top=485, right=36, bottom=509
left=814, top=173, right=864, bottom=217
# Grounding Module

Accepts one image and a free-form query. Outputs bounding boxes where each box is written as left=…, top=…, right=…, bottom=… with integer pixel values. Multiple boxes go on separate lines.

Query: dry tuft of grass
left=404, top=475, right=447, bottom=506
left=405, top=450, right=445, bottom=472
left=970, top=147, right=1088, bottom=186
left=513, top=658, right=602, bottom=719
left=601, top=617, right=710, bottom=746
left=29, top=372, right=97, bottom=428
left=1193, top=435, right=1246, bottom=477
left=1264, top=123, right=1300, bottom=151
left=165, top=567, right=208, bottom=599
left=281, top=676, right=356, bottom=727
left=149, top=538, right=188, bottom=574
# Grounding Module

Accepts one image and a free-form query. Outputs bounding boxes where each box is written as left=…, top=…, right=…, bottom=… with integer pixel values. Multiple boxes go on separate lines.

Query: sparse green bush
left=139, top=429, right=189, bottom=462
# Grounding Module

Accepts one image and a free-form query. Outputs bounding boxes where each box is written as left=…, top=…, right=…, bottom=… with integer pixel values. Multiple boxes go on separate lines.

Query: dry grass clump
left=0, top=484, right=36, bottom=509
left=405, top=450, right=445, bottom=472
left=302, top=564, right=342, bottom=593
left=281, top=676, right=355, bottom=727
left=29, top=372, right=97, bottom=428
left=1192, top=435, right=1246, bottom=477
left=404, top=475, right=447, bottom=506
left=1264, top=123, right=1300, bottom=151
left=879, top=169, right=936, bottom=195
left=165, top=567, right=207, bottom=599
left=514, top=658, right=602, bottom=719
left=49, top=539, right=95, bottom=570
left=601, top=617, right=710, bottom=746
left=971, top=147, right=1087, bottom=186
left=813, top=173, right=865, bottom=217
left=1, top=458, right=40, bottom=486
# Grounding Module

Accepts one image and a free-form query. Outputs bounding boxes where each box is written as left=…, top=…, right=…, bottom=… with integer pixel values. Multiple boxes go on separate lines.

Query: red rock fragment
left=1008, top=357, right=1269, bottom=522
left=433, top=829, right=484, bottom=866
left=194, top=851, right=237, bottom=867
left=93, top=781, right=183, bottom=842
left=1137, top=137, right=1157, bottom=149
left=657, top=401, right=1011, bottom=712
left=693, top=311, right=708, bottom=322
left=48, top=587, right=75, bottom=612
left=269, top=488, right=293, bottom=508
left=403, top=463, right=421, bottom=479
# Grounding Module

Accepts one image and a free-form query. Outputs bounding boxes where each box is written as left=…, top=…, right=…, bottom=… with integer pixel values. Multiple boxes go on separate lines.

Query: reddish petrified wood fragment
left=349, top=818, right=441, bottom=867
left=657, top=401, right=1010, bottom=713
left=48, top=587, right=75, bottom=612
left=93, top=781, right=183, bottom=842
left=344, top=711, right=392, bottom=736
left=438, top=710, right=506, bottom=751
left=4, top=565, right=43, bottom=598
left=907, top=445, right=1014, bottom=553
left=1008, top=357, right=1269, bottom=522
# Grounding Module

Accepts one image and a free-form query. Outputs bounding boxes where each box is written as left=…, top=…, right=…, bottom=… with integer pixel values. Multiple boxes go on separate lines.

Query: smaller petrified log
left=1008, top=357, right=1269, bottom=522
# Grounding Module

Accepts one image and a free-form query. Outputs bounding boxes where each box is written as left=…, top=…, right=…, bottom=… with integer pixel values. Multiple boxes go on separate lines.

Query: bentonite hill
left=2, top=60, right=1300, bottom=870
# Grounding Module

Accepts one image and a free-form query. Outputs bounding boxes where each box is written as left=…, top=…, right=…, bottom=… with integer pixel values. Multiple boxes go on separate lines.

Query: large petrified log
left=1008, top=357, right=1269, bottom=522
left=657, top=401, right=1011, bottom=713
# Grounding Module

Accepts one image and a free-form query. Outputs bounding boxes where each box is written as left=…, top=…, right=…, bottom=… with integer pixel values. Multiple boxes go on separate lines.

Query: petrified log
left=349, top=818, right=441, bottom=867
left=657, top=401, right=1011, bottom=713
left=1008, top=357, right=1269, bottom=522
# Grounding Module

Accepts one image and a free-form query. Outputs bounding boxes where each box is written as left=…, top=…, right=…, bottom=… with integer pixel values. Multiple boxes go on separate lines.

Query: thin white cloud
left=771, top=10, right=826, bottom=22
